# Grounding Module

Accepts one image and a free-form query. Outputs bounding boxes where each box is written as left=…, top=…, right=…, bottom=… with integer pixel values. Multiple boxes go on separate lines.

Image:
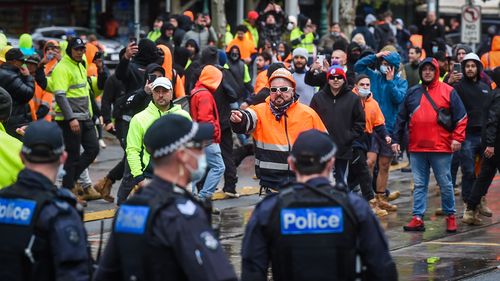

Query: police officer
left=93, top=114, right=237, bottom=281
left=0, top=120, right=92, bottom=280
left=241, top=129, right=398, bottom=281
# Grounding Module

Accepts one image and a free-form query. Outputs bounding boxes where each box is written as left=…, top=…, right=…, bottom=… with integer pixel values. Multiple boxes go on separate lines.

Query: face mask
left=331, top=59, right=340, bottom=66
left=230, top=53, right=239, bottom=60
left=47, top=53, right=55, bottom=60
left=380, top=65, right=388, bottom=74
left=332, top=32, right=340, bottom=37
left=432, top=46, right=439, bottom=54
left=185, top=150, right=207, bottom=183
left=287, top=23, right=294, bottom=31
left=58, top=164, right=66, bottom=179
left=358, top=88, right=371, bottom=97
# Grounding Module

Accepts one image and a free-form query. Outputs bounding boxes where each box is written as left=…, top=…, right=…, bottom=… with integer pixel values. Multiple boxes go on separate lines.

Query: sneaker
left=259, top=186, right=278, bottom=197
left=94, top=177, right=115, bottom=203
left=99, top=139, right=107, bottom=149
left=446, top=214, right=457, bottom=233
left=369, top=199, right=389, bottom=217
left=478, top=196, right=493, bottom=217
left=81, top=186, right=102, bottom=201
left=224, top=191, right=240, bottom=198
left=403, top=216, right=425, bottom=231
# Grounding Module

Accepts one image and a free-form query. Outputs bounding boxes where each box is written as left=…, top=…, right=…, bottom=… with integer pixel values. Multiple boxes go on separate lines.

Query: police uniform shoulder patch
left=64, top=225, right=81, bottom=245
left=200, top=231, right=218, bottom=250
left=0, top=198, right=36, bottom=226
left=280, top=207, right=344, bottom=235
left=114, top=205, right=150, bottom=234
left=176, top=199, right=196, bottom=216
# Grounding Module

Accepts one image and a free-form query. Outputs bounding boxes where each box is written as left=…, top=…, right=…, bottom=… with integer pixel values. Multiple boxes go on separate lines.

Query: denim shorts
left=369, top=134, right=394, bottom=157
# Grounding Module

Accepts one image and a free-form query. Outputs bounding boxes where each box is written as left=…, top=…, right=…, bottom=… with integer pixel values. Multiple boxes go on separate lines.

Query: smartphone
left=148, top=74, right=157, bottom=82
left=453, top=63, right=461, bottom=73
left=129, top=37, right=137, bottom=45
left=94, top=51, right=104, bottom=61
left=317, top=54, right=325, bottom=65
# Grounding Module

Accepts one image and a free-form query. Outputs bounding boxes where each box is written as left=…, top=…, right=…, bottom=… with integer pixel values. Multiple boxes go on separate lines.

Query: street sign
left=461, top=5, right=481, bottom=44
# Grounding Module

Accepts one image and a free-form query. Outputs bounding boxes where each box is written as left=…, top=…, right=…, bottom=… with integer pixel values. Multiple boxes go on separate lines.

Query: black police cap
left=144, top=114, right=214, bottom=159
left=21, top=120, right=65, bottom=163
left=291, top=129, right=337, bottom=165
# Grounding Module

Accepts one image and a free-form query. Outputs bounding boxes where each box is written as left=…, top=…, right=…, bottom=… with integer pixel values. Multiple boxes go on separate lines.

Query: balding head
left=331, top=50, right=347, bottom=66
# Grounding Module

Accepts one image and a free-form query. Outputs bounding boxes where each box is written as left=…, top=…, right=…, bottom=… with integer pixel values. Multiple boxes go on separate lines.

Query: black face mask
left=230, top=53, right=239, bottom=61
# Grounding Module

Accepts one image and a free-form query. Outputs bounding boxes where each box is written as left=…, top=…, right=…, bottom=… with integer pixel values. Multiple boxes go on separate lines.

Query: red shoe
left=446, top=214, right=457, bottom=233
left=403, top=216, right=425, bottom=231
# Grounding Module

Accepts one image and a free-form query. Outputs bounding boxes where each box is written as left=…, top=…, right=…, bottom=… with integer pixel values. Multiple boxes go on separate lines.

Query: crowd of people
left=0, top=0, right=499, bottom=247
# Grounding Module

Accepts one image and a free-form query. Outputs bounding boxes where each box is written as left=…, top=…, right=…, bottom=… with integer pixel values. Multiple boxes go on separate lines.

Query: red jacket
left=394, top=58, right=467, bottom=153
left=190, top=82, right=221, bottom=143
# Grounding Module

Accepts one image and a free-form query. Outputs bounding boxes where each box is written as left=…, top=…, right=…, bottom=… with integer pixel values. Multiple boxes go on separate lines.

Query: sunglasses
left=270, top=86, right=293, bottom=93
left=329, top=76, right=343, bottom=81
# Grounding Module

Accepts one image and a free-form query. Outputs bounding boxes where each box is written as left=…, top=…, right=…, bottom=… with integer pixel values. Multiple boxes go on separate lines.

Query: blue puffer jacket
left=354, top=53, right=408, bottom=134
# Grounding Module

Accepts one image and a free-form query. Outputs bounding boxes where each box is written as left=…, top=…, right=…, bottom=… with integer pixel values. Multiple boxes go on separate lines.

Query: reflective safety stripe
left=245, top=108, right=258, bottom=133
left=68, top=83, right=87, bottom=90
left=254, top=140, right=289, bottom=152
left=255, top=159, right=289, bottom=171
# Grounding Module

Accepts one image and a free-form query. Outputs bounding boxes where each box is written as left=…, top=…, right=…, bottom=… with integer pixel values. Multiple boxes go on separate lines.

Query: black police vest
left=267, top=183, right=360, bottom=281
left=0, top=183, right=63, bottom=281
left=113, top=186, right=208, bottom=281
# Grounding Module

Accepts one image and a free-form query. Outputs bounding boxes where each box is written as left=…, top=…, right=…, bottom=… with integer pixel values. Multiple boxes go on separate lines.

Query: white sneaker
left=99, top=139, right=107, bottom=149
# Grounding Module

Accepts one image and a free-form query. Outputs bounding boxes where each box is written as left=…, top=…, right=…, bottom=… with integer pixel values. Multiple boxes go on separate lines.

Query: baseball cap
left=248, top=11, right=259, bottom=21
left=5, top=48, right=26, bottom=62
left=21, top=120, right=65, bottom=163
left=145, top=114, right=214, bottom=159
left=69, top=38, right=86, bottom=49
left=268, top=68, right=296, bottom=88
left=151, top=77, right=173, bottom=90
left=291, top=129, right=337, bottom=165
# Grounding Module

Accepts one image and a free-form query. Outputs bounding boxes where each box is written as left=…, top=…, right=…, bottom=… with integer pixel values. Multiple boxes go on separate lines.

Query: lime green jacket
left=290, top=28, right=315, bottom=54
left=147, top=30, right=162, bottom=42
left=126, top=102, right=191, bottom=178
left=0, top=123, right=23, bottom=188
left=48, top=55, right=92, bottom=121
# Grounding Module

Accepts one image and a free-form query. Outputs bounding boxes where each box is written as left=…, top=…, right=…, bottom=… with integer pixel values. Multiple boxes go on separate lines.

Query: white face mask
left=380, top=65, right=388, bottom=74
left=358, top=88, right=371, bottom=97
left=287, top=22, right=294, bottom=31
left=184, top=150, right=207, bottom=183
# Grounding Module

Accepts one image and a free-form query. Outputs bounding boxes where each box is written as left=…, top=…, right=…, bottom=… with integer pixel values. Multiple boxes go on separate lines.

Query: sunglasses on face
left=329, top=76, right=343, bottom=81
left=270, top=86, right=293, bottom=93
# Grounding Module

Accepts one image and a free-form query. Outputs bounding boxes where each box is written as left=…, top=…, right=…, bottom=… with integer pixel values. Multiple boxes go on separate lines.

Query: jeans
left=410, top=152, right=455, bottom=217
left=450, top=152, right=460, bottom=186
left=57, top=120, right=99, bottom=190
left=194, top=143, right=225, bottom=199
left=466, top=155, right=499, bottom=209
left=334, top=159, right=349, bottom=186
left=456, top=132, right=482, bottom=202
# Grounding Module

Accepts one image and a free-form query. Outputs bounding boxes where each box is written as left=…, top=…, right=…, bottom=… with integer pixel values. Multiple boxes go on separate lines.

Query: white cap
left=151, top=77, right=173, bottom=90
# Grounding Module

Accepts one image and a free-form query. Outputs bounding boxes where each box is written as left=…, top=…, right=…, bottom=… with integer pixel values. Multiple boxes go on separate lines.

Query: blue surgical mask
left=380, top=65, right=388, bottom=74
left=358, top=88, right=371, bottom=97
left=185, top=150, right=207, bottom=183
left=432, top=46, right=439, bottom=54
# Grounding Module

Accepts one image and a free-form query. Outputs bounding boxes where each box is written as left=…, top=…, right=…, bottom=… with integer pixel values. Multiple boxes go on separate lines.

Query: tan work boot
left=369, top=199, right=389, bottom=217
left=478, top=196, right=493, bottom=217
left=72, top=184, right=87, bottom=207
left=94, top=177, right=115, bottom=203
left=80, top=186, right=102, bottom=201
left=462, top=207, right=482, bottom=225
left=376, top=193, right=397, bottom=212
left=387, top=190, right=400, bottom=201
left=435, top=208, right=444, bottom=216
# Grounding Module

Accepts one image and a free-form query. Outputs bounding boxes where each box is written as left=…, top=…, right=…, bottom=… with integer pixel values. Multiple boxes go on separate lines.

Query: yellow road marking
left=389, top=161, right=409, bottom=172
left=84, top=209, right=116, bottom=222
left=424, top=241, right=500, bottom=247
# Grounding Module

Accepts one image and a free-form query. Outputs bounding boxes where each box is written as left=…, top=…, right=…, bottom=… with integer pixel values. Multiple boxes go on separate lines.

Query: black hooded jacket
left=310, top=83, right=365, bottom=160
left=452, top=59, right=491, bottom=133
left=482, top=67, right=500, bottom=150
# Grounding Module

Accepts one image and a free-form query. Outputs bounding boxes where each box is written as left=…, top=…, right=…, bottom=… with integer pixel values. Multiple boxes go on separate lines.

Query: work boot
left=80, top=186, right=102, bottom=201
left=454, top=188, right=460, bottom=196
left=403, top=216, right=425, bottom=231
left=94, top=177, right=115, bottom=203
left=71, top=184, right=87, bottom=207
left=435, top=208, right=444, bottom=216
left=478, top=196, right=493, bottom=217
left=462, top=207, right=482, bottom=225
left=446, top=214, right=457, bottom=233
left=387, top=190, right=400, bottom=201
left=369, top=199, right=388, bottom=217
left=376, top=193, right=397, bottom=212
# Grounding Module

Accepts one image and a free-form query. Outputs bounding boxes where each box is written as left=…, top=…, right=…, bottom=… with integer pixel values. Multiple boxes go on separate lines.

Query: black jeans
left=466, top=155, right=499, bottom=209
left=348, top=149, right=375, bottom=201
left=220, top=127, right=238, bottom=193
left=58, top=120, right=99, bottom=190
left=106, top=119, right=126, bottom=182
